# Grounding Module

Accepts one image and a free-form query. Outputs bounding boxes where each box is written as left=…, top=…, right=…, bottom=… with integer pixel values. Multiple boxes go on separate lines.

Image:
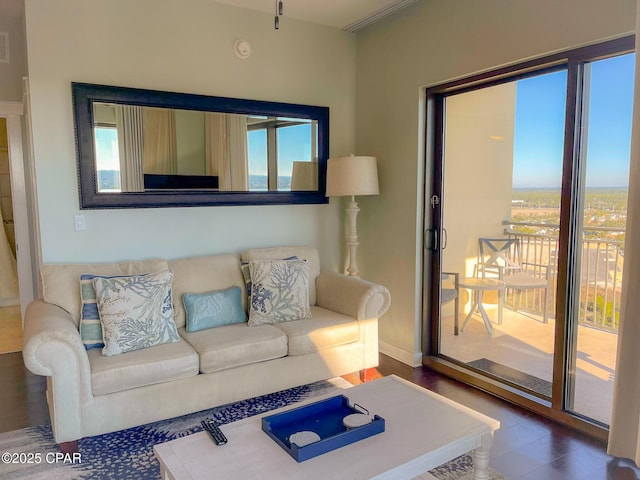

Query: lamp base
left=345, top=196, right=360, bottom=277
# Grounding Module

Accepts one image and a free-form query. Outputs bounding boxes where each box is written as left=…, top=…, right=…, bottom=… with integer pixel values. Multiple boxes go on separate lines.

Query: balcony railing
left=502, top=220, right=624, bottom=333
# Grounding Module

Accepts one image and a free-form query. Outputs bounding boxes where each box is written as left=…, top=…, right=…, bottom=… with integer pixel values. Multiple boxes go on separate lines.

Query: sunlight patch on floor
left=0, top=305, right=22, bottom=354
left=440, top=304, right=617, bottom=424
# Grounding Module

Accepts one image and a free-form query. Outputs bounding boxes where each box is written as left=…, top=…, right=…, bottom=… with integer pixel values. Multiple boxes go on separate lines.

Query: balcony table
left=459, top=277, right=505, bottom=335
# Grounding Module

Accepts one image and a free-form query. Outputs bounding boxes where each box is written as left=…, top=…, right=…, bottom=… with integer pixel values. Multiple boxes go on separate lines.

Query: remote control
left=201, top=418, right=228, bottom=445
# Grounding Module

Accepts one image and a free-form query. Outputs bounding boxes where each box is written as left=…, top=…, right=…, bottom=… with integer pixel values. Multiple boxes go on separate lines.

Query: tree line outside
left=509, top=188, right=626, bottom=330
left=511, top=188, right=627, bottom=242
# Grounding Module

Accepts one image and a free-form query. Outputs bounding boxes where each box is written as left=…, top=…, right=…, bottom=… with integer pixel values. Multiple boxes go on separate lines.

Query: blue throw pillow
left=80, top=273, right=124, bottom=350
left=183, top=286, right=247, bottom=333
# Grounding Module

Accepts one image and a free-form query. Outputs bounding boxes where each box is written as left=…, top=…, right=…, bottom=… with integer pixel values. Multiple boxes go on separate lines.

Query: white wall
left=355, top=0, right=636, bottom=365
left=0, top=0, right=26, bottom=102
left=443, top=84, right=516, bottom=279
left=175, top=110, right=205, bottom=176
left=24, top=0, right=356, bottom=267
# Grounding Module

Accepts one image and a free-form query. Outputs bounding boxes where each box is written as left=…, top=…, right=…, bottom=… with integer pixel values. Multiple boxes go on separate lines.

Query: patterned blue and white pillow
left=248, top=259, right=312, bottom=326
left=93, top=270, right=180, bottom=356
left=240, top=256, right=298, bottom=299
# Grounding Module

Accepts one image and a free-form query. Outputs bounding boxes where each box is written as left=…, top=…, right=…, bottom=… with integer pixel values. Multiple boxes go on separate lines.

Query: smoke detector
left=234, top=40, right=251, bottom=59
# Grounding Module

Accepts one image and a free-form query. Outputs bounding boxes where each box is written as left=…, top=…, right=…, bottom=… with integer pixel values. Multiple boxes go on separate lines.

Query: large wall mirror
left=72, top=82, right=329, bottom=208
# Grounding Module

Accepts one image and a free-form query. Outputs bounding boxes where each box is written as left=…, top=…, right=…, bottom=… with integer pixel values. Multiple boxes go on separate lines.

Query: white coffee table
left=154, top=375, right=499, bottom=480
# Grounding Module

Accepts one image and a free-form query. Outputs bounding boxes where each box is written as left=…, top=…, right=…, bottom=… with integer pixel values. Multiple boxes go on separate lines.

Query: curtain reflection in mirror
left=205, top=113, right=248, bottom=191
left=114, top=105, right=144, bottom=192
left=143, top=107, right=178, bottom=176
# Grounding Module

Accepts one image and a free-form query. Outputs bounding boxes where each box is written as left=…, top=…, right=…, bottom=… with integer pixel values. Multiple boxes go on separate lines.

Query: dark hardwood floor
left=0, top=352, right=48, bottom=432
left=1, top=351, right=639, bottom=479
left=375, top=355, right=640, bottom=480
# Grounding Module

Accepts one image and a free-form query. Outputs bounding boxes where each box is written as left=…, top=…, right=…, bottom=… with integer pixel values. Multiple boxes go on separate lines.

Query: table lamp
left=326, top=155, right=380, bottom=277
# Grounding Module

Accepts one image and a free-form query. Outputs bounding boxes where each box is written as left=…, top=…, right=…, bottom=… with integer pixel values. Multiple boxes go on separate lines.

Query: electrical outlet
left=74, top=214, right=87, bottom=231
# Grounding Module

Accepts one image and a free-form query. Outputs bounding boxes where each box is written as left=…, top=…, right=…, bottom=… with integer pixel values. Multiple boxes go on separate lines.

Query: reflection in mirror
left=248, top=116, right=318, bottom=191
left=93, top=103, right=318, bottom=194
left=73, top=82, right=329, bottom=209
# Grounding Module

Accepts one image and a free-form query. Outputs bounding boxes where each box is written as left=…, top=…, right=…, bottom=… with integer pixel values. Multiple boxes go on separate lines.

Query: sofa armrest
left=23, top=300, right=90, bottom=377
left=22, top=300, right=93, bottom=443
left=316, top=271, right=391, bottom=320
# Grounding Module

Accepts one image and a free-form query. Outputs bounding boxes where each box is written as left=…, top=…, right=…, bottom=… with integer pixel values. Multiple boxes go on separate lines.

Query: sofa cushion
left=41, top=259, right=169, bottom=326
left=241, top=246, right=320, bottom=306
left=169, top=254, right=245, bottom=330
left=271, top=306, right=360, bottom=356
left=248, top=259, right=312, bottom=326
left=179, top=324, right=287, bottom=374
left=87, top=338, right=199, bottom=395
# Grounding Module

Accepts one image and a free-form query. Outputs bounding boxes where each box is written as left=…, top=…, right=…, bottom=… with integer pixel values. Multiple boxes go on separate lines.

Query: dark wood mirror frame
left=72, top=82, right=330, bottom=209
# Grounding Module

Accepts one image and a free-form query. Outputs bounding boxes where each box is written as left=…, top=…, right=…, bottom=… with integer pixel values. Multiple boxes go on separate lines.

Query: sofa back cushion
left=169, top=253, right=244, bottom=329
left=41, top=259, right=169, bottom=327
left=241, top=246, right=320, bottom=306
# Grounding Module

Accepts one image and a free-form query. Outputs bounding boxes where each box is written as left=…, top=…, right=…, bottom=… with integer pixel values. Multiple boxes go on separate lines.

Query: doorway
left=424, top=36, right=634, bottom=437
left=0, top=117, right=21, bottom=353
left=0, top=100, right=37, bottom=354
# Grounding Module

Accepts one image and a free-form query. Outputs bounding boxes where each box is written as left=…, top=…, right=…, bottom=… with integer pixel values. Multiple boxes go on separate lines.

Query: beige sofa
left=22, top=246, right=390, bottom=446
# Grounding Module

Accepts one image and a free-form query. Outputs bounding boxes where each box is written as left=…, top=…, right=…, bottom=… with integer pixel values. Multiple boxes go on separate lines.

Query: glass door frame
left=422, top=35, right=634, bottom=440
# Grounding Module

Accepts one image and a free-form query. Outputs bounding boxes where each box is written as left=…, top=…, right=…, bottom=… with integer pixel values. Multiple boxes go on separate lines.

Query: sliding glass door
left=566, top=52, right=634, bottom=425
left=437, top=70, right=565, bottom=399
left=425, top=37, right=634, bottom=432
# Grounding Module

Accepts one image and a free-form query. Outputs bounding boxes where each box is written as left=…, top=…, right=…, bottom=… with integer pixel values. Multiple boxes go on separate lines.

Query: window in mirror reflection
left=94, top=126, right=121, bottom=192
left=247, top=117, right=318, bottom=192
left=92, top=103, right=318, bottom=193
left=277, top=123, right=316, bottom=191
left=248, top=128, right=268, bottom=191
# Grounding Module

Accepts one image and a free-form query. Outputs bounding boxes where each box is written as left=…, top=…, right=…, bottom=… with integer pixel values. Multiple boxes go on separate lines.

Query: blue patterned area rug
left=0, top=378, right=504, bottom=480
left=429, top=454, right=505, bottom=480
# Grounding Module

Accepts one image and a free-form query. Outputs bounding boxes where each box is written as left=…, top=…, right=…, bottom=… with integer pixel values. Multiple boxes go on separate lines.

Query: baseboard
left=0, top=297, right=19, bottom=307
left=379, top=341, right=422, bottom=367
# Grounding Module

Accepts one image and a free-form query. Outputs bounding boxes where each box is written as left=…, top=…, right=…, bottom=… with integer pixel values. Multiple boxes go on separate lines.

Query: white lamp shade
left=326, top=155, right=380, bottom=197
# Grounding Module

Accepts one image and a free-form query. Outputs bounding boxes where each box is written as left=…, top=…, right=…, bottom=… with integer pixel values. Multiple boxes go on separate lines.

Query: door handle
left=442, top=228, right=448, bottom=250
left=425, top=228, right=438, bottom=251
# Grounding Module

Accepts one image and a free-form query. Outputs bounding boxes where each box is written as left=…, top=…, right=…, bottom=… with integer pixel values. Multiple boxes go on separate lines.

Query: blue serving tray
left=261, top=395, right=385, bottom=462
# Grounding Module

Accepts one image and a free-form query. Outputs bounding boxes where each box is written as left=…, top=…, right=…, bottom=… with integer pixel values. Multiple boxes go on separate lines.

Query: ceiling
left=210, top=0, right=418, bottom=32
left=0, top=0, right=416, bottom=31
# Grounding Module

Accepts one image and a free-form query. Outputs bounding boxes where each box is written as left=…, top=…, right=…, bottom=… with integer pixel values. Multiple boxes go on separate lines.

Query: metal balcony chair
left=477, top=237, right=551, bottom=324
left=441, top=271, right=460, bottom=334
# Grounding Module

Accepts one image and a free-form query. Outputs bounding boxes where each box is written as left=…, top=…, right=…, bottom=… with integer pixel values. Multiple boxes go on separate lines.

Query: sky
left=512, top=52, right=635, bottom=189
left=95, top=127, right=119, bottom=170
